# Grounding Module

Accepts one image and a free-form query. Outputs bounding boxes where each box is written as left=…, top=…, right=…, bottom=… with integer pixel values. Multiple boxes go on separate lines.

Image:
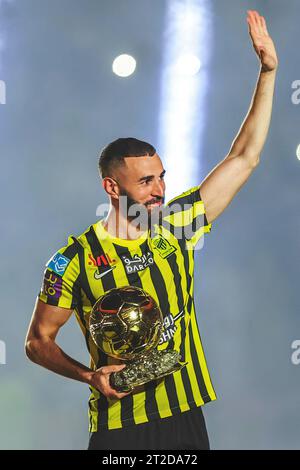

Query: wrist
left=82, top=369, right=95, bottom=386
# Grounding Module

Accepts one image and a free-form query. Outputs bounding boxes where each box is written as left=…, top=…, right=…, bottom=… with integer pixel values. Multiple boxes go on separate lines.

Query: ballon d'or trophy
left=89, top=286, right=187, bottom=392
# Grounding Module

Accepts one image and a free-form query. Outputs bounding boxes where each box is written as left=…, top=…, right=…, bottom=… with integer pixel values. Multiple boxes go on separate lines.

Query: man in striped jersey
left=25, top=10, right=278, bottom=449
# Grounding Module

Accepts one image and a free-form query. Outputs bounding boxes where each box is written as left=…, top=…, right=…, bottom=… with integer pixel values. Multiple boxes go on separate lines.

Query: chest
left=82, top=235, right=188, bottom=305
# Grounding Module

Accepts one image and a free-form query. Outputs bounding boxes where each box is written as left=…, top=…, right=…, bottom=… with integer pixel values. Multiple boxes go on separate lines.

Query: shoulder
left=65, top=222, right=98, bottom=252
left=165, top=185, right=202, bottom=208
left=45, top=222, right=96, bottom=272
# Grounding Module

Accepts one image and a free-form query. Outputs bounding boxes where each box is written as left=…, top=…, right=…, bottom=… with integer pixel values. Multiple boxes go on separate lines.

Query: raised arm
left=200, top=10, right=278, bottom=224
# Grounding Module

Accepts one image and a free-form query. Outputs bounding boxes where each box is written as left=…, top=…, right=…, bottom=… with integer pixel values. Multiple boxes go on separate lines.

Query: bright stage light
left=112, top=54, right=136, bottom=78
left=174, top=54, right=201, bottom=76
left=296, top=144, right=300, bottom=161
left=158, top=0, right=212, bottom=197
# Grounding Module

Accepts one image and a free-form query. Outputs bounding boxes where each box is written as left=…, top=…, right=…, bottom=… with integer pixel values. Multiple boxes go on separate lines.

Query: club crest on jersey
left=152, top=234, right=177, bottom=259
left=47, top=253, right=71, bottom=276
left=121, top=251, right=154, bottom=274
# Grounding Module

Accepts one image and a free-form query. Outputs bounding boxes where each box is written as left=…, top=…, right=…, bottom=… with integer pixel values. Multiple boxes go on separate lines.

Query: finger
left=252, top=10, right=264, bottom=35
left=260, top=16, right=269, bottom=36
left=101, top=364, right=126, bottom=374
left=118, top=391, right=132, bottom=399
left=247, top=10, right=259, bottom=35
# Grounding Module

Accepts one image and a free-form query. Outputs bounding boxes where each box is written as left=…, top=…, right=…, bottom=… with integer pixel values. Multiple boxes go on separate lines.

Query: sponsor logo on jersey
left=152, top=234, right=177, bottom=259
left=121, top=251, right=154, bottom=274
left=159, top=310, right=184, bottom=345
left=94, top=265, right=116, bottom=280
left=88, top=253, right=115, bottom=267
left=88, top=253, right=117, bottom=280
left=43, top=268, right=62, bottom=299
left=47, top=253, right=71, bottom=276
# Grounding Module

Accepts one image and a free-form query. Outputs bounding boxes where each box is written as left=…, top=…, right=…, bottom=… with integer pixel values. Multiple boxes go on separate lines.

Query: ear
left=102, top=177, right=120, bottom=200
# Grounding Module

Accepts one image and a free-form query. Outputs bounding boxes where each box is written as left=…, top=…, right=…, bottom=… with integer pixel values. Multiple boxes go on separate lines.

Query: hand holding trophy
left=89, top=286, right=187, bottom=392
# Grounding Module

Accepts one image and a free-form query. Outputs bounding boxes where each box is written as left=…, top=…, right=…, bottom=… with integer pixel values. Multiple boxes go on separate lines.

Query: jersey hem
left=89, top=396, right=217, bottom=432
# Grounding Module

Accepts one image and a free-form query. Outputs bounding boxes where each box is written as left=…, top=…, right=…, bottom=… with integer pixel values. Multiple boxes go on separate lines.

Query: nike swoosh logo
left=94, top=266, right=116, bottom=280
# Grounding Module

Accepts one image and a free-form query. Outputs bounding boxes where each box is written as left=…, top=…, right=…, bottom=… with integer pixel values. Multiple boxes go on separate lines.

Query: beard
left=119, top=187, right=165, bottom=231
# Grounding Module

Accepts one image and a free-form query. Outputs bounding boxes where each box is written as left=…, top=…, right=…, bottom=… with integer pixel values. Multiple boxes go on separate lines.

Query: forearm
left=25, top=337, right=93, bottom=385
left=228, top=66, right=277, bottom=165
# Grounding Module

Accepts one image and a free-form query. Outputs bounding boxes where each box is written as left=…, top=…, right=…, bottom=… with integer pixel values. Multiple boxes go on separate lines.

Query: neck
left=103, top=207, right=147, bottom=240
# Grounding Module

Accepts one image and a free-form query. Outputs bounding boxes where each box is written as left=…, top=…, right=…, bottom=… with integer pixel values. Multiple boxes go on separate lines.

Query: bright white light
left=158, top=0, right=212, bottom=198
left=174, top=54, right=201, bottom=76
left=112, top=54, right=136, bottom=78
left=296, top=144, right=300, bottom=161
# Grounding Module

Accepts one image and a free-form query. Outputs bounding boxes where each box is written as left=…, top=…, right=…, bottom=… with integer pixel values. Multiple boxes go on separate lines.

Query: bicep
left=199, top=154, right=256, bottom=224
left=26, top=298, right=74, bottom=342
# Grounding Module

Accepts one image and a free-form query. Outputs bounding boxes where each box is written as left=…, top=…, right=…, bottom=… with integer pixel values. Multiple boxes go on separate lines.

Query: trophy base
left=110, top=349, right=188, bottom=393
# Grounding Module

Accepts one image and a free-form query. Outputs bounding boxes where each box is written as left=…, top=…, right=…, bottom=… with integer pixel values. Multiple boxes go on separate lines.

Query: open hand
left=247, top=10, right=278, bottom=72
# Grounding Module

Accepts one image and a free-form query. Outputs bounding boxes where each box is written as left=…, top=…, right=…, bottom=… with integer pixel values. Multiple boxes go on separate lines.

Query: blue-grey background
left=0, top=0, right=299, bottom=450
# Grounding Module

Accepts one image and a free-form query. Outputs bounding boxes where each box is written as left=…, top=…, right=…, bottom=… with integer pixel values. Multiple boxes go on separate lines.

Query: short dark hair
left=98, top=137, right=156, bottom=178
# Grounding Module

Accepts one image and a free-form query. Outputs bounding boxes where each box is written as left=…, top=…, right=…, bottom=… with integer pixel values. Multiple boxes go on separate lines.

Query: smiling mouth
left=148, top=201, right=162, bottom=207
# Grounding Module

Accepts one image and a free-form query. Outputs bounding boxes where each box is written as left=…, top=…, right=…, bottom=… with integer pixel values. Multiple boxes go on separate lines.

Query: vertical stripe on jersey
left=171, top=231, right=201, bottom=406
left=157, top=227, right=198, bottom=410
left=99, top=237, right=140, bottom=430
left=72, top=236, right=105, bottom=432
left=185, top=248, right=210, bottom=403
left=68, top=237, right=104, bottom=432
left=84, top=226, right=119, bottom=431
left=133, top=239, right=174, bottom=420
left=149, top=229, right=190, bottom=414
left=159, top=226, right=210, bottom=407
left=112, top=242, right=151, bottom=427
left=140, top=237, right=183, bottom=418
left=189, top=302, right=217, bottom=403
left=64, top=237, right=105, bottom=431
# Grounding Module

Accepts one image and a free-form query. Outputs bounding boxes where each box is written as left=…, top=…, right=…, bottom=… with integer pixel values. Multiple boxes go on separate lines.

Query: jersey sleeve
left=162, top=185, right=212, bottom=250
left=37, top=235, right=81, bottom=309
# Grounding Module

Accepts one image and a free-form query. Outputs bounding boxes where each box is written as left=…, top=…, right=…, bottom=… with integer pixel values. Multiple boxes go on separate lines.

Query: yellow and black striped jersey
left=38, top=185, right=217, bottom=431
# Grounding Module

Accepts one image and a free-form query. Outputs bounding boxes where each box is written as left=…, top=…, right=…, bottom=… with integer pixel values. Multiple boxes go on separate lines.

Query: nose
left=152, top=178, right=165, bottom=198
